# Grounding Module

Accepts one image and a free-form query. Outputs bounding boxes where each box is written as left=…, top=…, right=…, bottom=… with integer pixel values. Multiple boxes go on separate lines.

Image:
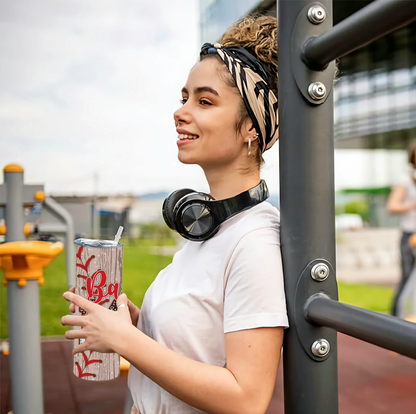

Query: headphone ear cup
left=162, top=189, right=196, bottom=231
left=173, top=192, right=216, bottom=240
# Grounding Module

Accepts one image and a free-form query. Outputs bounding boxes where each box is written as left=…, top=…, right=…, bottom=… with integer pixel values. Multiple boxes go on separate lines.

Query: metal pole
left=43, top=197, right=75, bottom=288
left=278, top=0, right=338, bottom=413
left=4, top=167, right=44, bottom=414
left=305, top=295, right=416, bottom=359
left=302, top=0, right=416, bottom=70
left=4, top=170, right=25, bottom=242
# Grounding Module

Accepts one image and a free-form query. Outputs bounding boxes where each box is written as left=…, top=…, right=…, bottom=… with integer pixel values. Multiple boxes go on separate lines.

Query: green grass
left=0, top=239, right=395, bottom=339
left=338, top=281, right=394, bottom=314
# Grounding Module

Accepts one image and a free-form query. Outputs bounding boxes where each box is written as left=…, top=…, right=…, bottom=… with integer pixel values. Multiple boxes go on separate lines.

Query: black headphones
left=162, top=180, right=269, bottom=241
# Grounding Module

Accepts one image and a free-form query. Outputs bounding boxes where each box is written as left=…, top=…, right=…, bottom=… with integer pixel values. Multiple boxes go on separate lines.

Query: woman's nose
left=174, top=104, right=191, bottom=125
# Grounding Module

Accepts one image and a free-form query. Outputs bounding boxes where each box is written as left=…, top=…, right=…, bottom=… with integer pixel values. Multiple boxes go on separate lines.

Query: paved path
left=1, top=334, right=415, bottom=414
left=1, top=340, right=129, bottom=414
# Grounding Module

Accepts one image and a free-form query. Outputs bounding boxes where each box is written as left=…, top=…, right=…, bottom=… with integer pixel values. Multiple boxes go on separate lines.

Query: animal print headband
left=200, top=42, right=279, bottom=153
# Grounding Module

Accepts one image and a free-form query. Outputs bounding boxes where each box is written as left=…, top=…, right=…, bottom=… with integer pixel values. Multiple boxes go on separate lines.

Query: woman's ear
left=241, top=119, right=260, bottom=145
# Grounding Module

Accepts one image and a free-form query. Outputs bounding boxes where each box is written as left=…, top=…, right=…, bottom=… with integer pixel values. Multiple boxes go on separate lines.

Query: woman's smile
left=176, top=128, right=200, bottom=146
left=177, top=138, right=197, bottom=147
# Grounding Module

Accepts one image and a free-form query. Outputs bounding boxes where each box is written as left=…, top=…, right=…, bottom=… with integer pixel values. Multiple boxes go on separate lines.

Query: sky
left=0, top=0, right=281, bottom=197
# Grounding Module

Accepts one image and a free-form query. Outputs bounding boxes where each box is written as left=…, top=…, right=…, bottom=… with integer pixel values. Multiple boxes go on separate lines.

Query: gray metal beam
left=7, top=281, right=44, bottom=414
left=38, top=223, right=68, bottom=233
left=302, top=0, right=416, bottom=70
left=4, top=171, right=25, bottom=243
left=305, top=294, right=416, bottom=359
left=3, top=168, right=44, bottom=414
left=278, top=0, right=339, bottom=413
left=43, top=197, right=75, bottom=288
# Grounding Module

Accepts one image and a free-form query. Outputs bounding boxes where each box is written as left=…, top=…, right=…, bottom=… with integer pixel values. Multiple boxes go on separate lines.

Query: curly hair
left=220, top=15, right=278, bottom=97
left=201, top=15, right=278, bottom=167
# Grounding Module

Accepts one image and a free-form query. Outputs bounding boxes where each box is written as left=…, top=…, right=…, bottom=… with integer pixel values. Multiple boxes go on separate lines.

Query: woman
left=387, top=141, right=416, bottom=316
left=62, top=15, right=288, bottom=414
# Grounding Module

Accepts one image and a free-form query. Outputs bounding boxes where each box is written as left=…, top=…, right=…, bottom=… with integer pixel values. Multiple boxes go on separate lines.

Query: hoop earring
left=248, top=138, right=251, bottom=156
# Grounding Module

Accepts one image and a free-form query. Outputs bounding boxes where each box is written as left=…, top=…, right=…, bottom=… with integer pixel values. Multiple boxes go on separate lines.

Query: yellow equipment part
left=0, top=340, right=9, bottom=355
left=3, top=164, right=24, bottom=173
left=0, top=241, right=64, bottom=287
left=35, top=191, right=45, bottom=202
left=120, top=356, right=130, bottom=376
left=24, top=223, right=31, bottom=237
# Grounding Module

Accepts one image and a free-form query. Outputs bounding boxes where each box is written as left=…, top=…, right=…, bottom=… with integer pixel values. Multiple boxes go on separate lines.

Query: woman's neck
left=203, top=164, right=261, bottom=200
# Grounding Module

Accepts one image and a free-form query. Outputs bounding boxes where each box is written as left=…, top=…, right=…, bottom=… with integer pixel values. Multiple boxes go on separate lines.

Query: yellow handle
left=0, top=241, right=64, bottom=287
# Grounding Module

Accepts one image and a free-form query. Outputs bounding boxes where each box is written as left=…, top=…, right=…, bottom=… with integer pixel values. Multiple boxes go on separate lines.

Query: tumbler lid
left=74, top=238, right=122, bottom=248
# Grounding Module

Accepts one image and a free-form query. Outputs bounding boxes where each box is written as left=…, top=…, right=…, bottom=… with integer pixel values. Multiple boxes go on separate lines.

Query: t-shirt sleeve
left=395, top=174, right=410, bottom=188
left=223, top=227, right=289, bottom=333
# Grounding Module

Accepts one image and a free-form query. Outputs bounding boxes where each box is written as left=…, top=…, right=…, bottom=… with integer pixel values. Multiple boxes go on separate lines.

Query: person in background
left=387, top=141, right=416, bottom=316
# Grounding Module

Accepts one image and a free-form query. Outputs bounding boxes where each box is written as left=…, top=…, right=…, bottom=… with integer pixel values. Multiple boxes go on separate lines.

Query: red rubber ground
left=1, top=333, right=415, bottom=414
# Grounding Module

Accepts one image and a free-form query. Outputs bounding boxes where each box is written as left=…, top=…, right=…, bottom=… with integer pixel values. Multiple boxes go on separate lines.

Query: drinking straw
left=113, top=226, right=124, bottom=246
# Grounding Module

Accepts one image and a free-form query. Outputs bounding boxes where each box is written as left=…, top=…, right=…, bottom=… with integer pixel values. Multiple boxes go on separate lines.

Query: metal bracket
left=294, top=258, right=338, bottom=361
left=291, top=2, right=336, bottom=105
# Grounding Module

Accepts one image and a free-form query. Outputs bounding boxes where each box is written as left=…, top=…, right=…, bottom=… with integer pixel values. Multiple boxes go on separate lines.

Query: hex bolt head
left=308, top=82, right=327, bottom=100
left=311, top=339, right=330, bottom=357
left=311, top=263, right=330, bottom=281
left=307, top=5, right=327, bottom=24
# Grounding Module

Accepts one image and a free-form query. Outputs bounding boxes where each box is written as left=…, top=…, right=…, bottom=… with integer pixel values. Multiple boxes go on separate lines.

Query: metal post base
left=7, top=280, right=44, bottom=414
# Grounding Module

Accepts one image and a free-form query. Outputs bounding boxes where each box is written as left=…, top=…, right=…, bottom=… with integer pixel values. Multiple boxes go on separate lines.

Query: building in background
left=200, top=0, right=416, bottom=149
left=200, top=0, right=269, bottom=43
left=34, top=195, right=134, bottom=240
left=199, top=0, right=416, bottom=227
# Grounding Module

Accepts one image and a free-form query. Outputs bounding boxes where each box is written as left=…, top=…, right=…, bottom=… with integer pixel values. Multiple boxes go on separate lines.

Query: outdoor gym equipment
left=278, top=0, right=416, bottom=413
left=0, top=164, right=63, bottom=414
left=37, top=197, right=76, bottom=288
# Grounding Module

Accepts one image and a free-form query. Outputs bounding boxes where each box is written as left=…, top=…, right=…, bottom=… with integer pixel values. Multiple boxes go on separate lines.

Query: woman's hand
left=127, top=298, right=141, bottom=327
left=62, top=291, right=133, bottom=355
left=67, top=288, right=141, bottom=327
left=68, top=286, right=76, bottom=312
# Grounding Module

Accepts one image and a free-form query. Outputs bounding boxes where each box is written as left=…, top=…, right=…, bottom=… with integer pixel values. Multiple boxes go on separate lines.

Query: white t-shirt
left=397, top=174, right=416, bottom=232
left=128, top=201, right=288, bottom=414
